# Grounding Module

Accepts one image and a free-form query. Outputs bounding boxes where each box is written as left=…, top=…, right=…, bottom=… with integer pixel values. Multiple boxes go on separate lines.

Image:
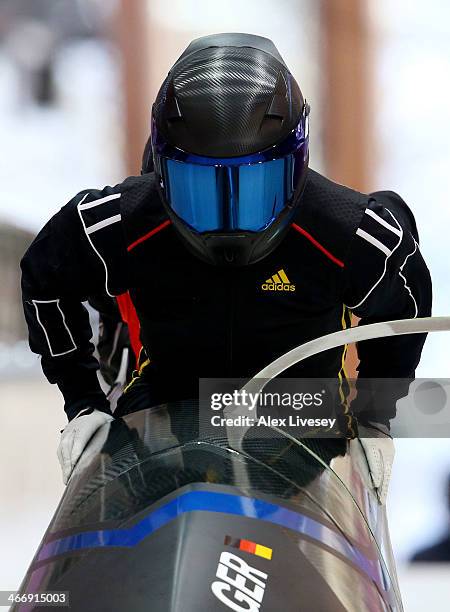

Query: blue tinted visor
left=159, top=154, right=301, bottom=233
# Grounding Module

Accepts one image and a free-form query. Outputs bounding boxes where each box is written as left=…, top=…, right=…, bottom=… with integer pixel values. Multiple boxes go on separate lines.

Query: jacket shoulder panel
left=119, top=173, right=170, bottom=249
left=369, top=190, right=419, bottom=242
left=294, top=169, right=368, bottom=264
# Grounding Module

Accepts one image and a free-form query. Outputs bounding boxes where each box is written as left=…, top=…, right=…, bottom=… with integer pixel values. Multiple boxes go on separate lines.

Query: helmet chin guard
left=157, top=162, right=309, bottom=267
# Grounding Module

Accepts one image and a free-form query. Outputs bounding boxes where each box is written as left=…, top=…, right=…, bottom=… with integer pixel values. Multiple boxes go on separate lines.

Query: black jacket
left=21, top=169, right=432, bottom=422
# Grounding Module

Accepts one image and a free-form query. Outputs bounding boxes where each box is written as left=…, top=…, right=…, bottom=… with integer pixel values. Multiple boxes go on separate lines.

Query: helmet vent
left=164, top=80, right=183, bottom=122
left=264, top=71, right=288, bottom=121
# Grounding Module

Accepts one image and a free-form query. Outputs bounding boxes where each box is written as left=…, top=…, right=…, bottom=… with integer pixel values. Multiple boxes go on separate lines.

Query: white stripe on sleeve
left=356, top=228, right=392, bottom=257
left=86, top=214, right=122, bottom=234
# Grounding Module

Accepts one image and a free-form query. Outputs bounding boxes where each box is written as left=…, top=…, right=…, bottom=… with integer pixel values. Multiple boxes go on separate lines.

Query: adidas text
left=261, top=283, right=295, bottom=292
left=261, top=269, right=295, bottom=292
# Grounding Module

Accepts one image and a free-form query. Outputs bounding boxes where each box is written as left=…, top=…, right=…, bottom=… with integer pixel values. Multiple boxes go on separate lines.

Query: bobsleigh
left=14, top=317, right=450, bottom=611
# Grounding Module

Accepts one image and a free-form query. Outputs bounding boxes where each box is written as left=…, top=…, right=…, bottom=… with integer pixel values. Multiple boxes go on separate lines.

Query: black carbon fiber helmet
left=144, top=33, right=310, bottom=266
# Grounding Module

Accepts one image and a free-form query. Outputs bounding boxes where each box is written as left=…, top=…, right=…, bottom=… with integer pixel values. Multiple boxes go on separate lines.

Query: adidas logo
left=261, top=269, right=296, bottom=292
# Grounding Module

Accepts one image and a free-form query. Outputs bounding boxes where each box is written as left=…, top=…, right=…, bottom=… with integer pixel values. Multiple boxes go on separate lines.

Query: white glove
left=57, top=408, right=114, bottom=485
left=358, top=423, right=395, bottom=505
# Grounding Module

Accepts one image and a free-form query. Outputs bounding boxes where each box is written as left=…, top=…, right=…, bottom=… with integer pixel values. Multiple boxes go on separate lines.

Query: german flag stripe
left=224, top=536, right=273, bottom=560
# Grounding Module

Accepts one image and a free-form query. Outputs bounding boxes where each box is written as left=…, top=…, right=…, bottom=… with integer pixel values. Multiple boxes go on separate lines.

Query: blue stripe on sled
left=37, top=489, right=382, bottom=586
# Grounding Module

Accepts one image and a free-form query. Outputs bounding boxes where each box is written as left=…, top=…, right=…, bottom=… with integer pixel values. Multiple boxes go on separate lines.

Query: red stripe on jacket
left=291, top=223, right=345, bottom=268
left=127, top=220, right=171, bottom=252
left=116, top=292, right=142, bottom=365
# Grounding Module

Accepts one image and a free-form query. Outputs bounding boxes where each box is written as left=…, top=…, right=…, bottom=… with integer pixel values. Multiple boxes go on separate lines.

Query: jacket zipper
left=228, top=277, right=235, bottom=376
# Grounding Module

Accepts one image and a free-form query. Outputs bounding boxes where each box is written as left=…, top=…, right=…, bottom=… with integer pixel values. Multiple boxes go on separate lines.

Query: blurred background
left=0, top=1, right=449, bottom=609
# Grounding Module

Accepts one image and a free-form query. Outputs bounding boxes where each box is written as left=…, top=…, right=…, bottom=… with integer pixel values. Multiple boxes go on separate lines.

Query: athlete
left=21, top=34, right=431, bottom=501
